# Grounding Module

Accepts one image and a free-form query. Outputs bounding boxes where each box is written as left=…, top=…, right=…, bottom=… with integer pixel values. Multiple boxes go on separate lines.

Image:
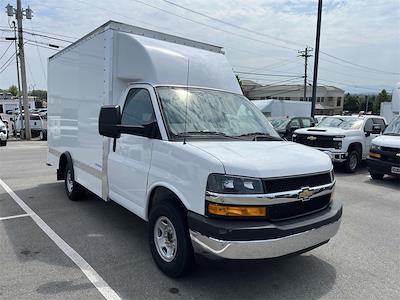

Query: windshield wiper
left=384, top=132, right=400, bottom=136
left=175, top=131, right=240, bottom=139
left=236, top=132, right=282, bottom=141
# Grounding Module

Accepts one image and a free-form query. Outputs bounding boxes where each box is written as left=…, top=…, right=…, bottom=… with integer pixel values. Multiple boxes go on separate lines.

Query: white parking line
left=0, top=213, right=30, bottom=221
left=0, top=178, right=121, bottom=300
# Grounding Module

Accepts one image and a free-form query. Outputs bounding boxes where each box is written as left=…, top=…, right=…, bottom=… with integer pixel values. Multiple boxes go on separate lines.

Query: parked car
left=0, top=119, right=7, bottom=146
left=293, top=115, right=387, bottom=172
left=367, top=115, right=400, bottom=179
left=14, top=113, right=46, bottom=138
left=269, top=116, right=316, bottom=140
left=47, top=21, right=342, bottom=277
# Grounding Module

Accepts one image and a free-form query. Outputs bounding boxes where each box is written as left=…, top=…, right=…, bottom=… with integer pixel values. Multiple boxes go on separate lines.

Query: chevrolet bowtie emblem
left=298, top=187, right=314, bottom=201
left=307, top=136, right=317, bottom=141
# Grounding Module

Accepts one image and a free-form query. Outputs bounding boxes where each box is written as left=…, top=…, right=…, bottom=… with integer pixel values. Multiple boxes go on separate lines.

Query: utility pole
left=298, top=46, right=313, bottom=103
left=6, top=1, right=33, bottom=140
left=365, top=95, right=369, bottom=113
left=311, top=0, right=323, bottom=118
left=12, top=21, right=23, bottom=132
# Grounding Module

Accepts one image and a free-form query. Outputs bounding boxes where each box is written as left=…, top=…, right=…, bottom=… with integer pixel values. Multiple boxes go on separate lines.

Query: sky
left=0, top=0, right=399, bottom=94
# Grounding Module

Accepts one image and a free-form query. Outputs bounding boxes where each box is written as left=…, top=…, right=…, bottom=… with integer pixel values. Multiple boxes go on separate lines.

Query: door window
left=364, top=119, right=373, bottom=132
left=301, top=118, right=312, bottom=128
left=121, top=89, right=156, bottom=126
left=372, top=118, right=385, bottom=131
left=289, top=119, right=300, bottom=128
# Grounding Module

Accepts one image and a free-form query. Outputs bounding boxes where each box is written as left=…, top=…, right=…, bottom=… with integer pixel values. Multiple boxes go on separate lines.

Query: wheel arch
left=348, top=142, right=362, bottom=156
left=146, top=184, right=190, bottom=221
left=57, top=151, right=73, bottom=180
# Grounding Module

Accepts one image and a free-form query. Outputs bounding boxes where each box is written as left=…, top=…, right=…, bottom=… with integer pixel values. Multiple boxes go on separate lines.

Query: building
left=242, top=80, right=345, bottom=115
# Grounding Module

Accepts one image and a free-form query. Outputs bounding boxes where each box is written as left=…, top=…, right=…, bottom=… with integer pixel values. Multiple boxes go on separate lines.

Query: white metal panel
left=48, top=30, right=109, bottom=197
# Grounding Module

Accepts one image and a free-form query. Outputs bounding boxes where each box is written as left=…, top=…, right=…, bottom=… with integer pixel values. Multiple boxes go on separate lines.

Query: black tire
left=148, top=201, right=195, bottom=277
left=344, top=150, right=359, bottom=173
left=370, top=173, right=384, bottom=180
left=0, top=140, right=6, bottom=146
left=40, top=130, right=47, bottom=141
left=64, top=162, right=84, bottom=201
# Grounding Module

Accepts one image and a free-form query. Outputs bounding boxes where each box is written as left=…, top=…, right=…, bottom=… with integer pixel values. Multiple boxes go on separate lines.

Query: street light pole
left=311, top=0, right=323, bottom=118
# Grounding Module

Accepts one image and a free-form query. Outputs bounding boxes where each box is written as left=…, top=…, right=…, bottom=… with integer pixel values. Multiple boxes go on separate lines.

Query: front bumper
left=0, top=132, right=7, bottom=141
left=189, top=200, right=342, bottom=259
left=319, top=149, right=347, bottom=162
left=367, top=157, right=400, bottom=176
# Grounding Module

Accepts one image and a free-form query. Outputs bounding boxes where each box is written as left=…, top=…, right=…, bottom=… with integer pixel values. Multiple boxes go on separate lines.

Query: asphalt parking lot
left=0, top=141, right=399, bottom=300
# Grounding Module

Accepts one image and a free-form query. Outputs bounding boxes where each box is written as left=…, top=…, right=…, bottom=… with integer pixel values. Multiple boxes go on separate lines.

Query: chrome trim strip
left=205, top=181, right=335, bottom=205
left=48, top=147, right=102, bottom=179
left=261, top=168, right=333, bottom=180
left=190, top=219, right=341, bottom=259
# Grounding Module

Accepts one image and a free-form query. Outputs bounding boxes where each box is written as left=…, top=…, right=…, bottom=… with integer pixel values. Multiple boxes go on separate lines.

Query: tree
left=8, top=85, right=18, bottom=96
left=372, top=89, right=391, bottom=114
left=343, top=93, right=360, bottom=113
left=29, top=89, right=47, bottom=100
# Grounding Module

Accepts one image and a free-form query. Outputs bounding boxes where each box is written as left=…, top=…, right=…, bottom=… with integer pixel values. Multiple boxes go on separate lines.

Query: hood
left=372, top=135, right=400, bottom=148
left=188, top=141, right=332, bottom=178
left=295, top=127, right=356, bottom=136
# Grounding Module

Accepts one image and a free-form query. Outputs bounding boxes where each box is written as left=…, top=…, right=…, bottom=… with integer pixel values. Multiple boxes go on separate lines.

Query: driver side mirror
left=98, top=105, right=121, bottom=138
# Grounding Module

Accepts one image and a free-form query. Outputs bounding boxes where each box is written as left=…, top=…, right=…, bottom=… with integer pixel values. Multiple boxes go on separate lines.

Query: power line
left=320, top=51, right=400, bottom=75
left=235, top=71, right=302, bottom=77
left=29, top=20, right=48, bottom=81
left=0, top=51, right=16, bottom=71
left=159, top=0, right=303, bottom=49
left=0, top=41, right=13, bottom=62
left=25, top=42, right=61, bottom=51
left=129, top=0, right=298, bottom=51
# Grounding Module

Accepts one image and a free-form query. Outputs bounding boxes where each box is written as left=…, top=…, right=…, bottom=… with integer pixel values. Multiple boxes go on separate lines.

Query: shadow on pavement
left=1, top=182, right=337, bottom=299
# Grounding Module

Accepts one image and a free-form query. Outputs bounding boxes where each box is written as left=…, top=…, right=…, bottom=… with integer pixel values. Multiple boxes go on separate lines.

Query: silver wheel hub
left=66, top=170, right=73, bottom=193
left=349, top=153, right=357, bottom=169
left=154, top=216, right=177, bottom=262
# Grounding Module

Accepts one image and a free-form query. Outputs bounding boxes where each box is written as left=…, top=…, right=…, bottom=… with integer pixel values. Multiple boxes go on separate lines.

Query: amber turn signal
left=368, top=152, right=381, bottom=159
left=208, top=203, right=266, bottom=217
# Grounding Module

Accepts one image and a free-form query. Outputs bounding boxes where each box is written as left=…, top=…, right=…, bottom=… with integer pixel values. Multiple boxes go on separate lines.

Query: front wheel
left=0, top=140, right=6, bottom=146
left=370, top=172, right=384, bottom=180
left=148, top=201, right=195, bottom=277
left=344, top=150, right=359, bottom=173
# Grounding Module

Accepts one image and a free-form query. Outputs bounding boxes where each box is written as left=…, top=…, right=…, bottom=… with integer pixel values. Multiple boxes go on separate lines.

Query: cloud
left=0, top=0, right=398, bottom=93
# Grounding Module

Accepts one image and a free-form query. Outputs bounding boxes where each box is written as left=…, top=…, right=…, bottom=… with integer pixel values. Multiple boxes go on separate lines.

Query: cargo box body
left=47, top=21, right=241, bottom=198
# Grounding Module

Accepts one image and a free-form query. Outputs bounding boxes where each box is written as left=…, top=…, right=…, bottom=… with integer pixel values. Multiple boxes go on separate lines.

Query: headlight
left=333, top=140, right=342, bottom=149
left=207, top=174, right=264, bottom=194
left=370, top=144, right=381, bottom=152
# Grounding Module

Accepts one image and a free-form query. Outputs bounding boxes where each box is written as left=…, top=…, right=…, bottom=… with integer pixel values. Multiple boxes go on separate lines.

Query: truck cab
left=293, top=115, right=386, bottom=172
left=47, top=21, right=342, bottom=277
left=367, top=115, right=400, bottom=179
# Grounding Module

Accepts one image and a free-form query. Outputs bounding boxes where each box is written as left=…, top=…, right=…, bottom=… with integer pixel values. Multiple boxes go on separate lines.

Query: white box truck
left=253, top=99, right=312, bottom=118
left=47, top=21, right=342, bottom=277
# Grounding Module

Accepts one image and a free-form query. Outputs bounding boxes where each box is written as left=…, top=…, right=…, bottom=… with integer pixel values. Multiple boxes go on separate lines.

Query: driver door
left=108, top=86, right=160, bottom=216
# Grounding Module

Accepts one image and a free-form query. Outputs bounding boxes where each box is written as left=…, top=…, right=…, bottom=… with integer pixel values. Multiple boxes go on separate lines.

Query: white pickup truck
left=0, top=118, right=7, bottom=146
left=293, top=115, right=386, bottom=172
left=47, top=21, right=342, bottom=277
left=367, top=115, right=400, bottom=179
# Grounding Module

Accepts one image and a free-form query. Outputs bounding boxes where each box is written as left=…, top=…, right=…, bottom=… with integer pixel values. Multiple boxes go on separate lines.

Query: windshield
left=384, top=116, right=400, bottom=135
left=317, top=117, right=363, bottom=130
left=268, top=118, right=290, bottom=130
left=157, top=87, right=279, bottom=139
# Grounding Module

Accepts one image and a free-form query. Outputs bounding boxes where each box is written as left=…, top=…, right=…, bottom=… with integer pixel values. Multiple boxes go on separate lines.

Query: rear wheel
left=344, top=150, right=359, bottom=173
left=370, top=172, right=384, bottom=180
left=0, top=140, right=6, bottom=146
left=64, top=162, right=84, bottom=201
left=148, top=201, right=195, bottom=277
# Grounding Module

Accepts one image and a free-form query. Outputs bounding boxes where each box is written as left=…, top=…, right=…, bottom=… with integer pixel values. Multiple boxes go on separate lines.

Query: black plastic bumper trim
left=188, top=200, right=342, bottom=241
